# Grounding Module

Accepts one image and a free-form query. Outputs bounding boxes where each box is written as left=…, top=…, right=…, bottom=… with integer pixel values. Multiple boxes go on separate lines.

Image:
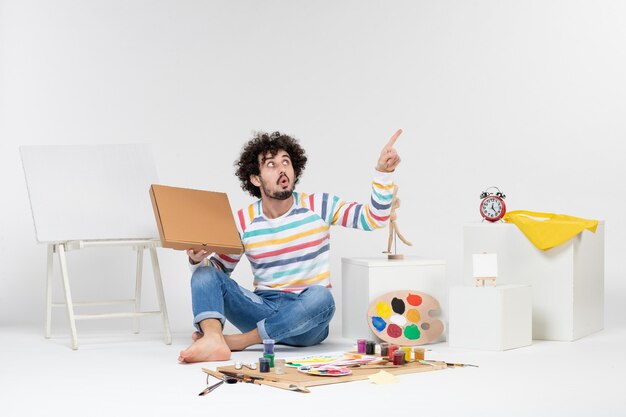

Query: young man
left=178, top=129, right=402, bottom=363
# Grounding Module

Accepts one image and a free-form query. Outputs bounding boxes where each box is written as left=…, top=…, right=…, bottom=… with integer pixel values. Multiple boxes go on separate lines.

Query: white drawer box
left=449, top=285, right=532, bottom=351
left=341, top=257, right=447, bottom=342
left=464, top=221, right=604, bottom=341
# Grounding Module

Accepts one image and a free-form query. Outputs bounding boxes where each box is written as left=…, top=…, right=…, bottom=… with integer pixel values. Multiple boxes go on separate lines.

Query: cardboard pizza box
left=149, top=184, right=243, bottom=254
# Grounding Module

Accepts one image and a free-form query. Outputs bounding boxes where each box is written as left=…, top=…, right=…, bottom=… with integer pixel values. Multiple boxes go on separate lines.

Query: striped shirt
left=192, top=170, right=394, bottom=293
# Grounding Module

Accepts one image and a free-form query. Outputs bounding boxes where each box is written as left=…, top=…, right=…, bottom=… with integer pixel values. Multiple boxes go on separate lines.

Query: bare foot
left=223, top=334, right=248, bottom=351
left=224, top=328, right=262, bottom=351
left=191, top=331, right=203, bottom=342
left=178, top=332, right=231, bottom=363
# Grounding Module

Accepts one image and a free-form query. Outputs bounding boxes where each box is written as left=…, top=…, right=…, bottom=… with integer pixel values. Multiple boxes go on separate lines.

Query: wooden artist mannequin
left=383, top=185, right=412, bottom=259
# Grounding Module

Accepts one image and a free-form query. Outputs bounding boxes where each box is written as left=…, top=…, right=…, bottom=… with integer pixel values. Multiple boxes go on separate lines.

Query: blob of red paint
left=387, top=324, right=402, bottom=338
left=407, top=293, right=422, bottom=307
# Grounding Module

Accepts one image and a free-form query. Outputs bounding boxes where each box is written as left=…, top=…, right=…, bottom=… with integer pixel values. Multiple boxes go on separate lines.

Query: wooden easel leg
left=133, top=246, right=144, bottom=334
left=58, top=243, right=78, bottom=350
left=149, top=247, right=171, bottom=345
left=45, top=244, right=54, bottom=339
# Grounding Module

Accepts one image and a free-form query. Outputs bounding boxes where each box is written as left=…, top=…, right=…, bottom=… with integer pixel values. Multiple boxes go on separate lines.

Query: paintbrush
left=420, top=360, right=479, bottom=368
left=199, top=369, right=240, bottom=395
left=218, top=370, right=311, bottom=393
left=345, top=363, right=397, bottom=369
left=444, top=362, right=479, bottom=368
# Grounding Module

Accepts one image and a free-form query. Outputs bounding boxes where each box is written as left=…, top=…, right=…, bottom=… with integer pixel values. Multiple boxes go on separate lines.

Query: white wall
left=1, top=0, right=625, bottom=335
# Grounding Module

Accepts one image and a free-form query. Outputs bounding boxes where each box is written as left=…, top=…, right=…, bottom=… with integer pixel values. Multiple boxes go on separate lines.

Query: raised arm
left=375, top=129, right=402, bottom=173
left=321, top=129, right=403, bottom=230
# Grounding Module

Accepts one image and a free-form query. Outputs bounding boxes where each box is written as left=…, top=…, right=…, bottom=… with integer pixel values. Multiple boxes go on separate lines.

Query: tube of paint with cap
left=365, top=340, right=376, bottom=355
left=263, top=352, right=275, bottom=368
left=401, top=346, right=412, bottom=362
left=413, top=347, right=425, bottom=361
left=357, top=339, right=366, bottom=354
left=259, top=357, right=271, bottom=373
left=263, top=339, right=275, bottom=354
left=392, top=350, right=406, bottom=365
left=274, top=359, right=286, bottom=375
left=388, top=344, right=399, bottom=360
left=379, top=342, right=390, bottom=357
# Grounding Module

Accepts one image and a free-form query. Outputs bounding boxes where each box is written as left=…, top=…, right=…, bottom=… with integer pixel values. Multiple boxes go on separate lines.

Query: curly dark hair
left=235, top=131, right=308, bottom=198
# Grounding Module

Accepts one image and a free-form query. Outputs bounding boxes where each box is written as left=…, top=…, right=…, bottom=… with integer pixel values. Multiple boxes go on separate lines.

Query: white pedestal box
left=449, top=285, right=532, bottom=351
left=341, top=257, right=447, bottom=342
left=464, top=222, right=604, bottom=341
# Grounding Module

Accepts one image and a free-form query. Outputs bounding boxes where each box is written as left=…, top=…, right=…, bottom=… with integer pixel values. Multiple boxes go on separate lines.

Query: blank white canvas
left=20, top=144, right=159, bottom=242
left=473, top=253, right=498, bottom=278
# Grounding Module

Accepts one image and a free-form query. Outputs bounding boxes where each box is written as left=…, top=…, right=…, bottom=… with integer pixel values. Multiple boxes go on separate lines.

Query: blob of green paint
left=404, top=324, right=421, bottom=340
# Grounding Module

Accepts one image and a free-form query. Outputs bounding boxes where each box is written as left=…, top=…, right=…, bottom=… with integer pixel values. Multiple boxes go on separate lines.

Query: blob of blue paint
left=371, top=316, right=387, bottom=332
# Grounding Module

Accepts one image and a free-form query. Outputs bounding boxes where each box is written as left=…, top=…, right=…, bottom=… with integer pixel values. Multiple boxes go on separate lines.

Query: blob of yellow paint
left=376, top=301, right=393, bottom=318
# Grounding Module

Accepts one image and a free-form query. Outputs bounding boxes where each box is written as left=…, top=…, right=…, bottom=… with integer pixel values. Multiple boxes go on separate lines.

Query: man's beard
left=262, top=187, right=293, bottom=201
left=259, top=173, right=293, bottom=201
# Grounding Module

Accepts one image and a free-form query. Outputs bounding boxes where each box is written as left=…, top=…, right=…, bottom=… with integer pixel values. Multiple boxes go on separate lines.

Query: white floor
left=2, top=324, right=625, bottom=417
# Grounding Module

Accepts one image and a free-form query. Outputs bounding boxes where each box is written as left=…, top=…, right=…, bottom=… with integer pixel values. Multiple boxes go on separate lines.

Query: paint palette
left=367, top=290, right=444, bottom=345
left=298, top=365, right=352, bottom=377
left=285, top=353, right=346, bottom=367
left=286, top=353, right=378, bottom=368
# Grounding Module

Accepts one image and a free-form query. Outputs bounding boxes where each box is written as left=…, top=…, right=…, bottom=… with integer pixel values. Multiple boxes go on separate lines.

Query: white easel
left=21, top=144, right=171, bottom=350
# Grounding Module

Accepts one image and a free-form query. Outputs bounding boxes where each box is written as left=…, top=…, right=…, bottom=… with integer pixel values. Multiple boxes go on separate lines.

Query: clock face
left=480, top=196, right=505, bottom=221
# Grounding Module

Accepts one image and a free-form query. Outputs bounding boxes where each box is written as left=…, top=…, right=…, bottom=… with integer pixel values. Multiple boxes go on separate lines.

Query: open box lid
left=150, top=184, right=243, bottom=254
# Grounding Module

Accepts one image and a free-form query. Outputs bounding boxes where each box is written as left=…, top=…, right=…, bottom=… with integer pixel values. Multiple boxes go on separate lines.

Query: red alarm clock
left=479, top=186, right=506, bottom=222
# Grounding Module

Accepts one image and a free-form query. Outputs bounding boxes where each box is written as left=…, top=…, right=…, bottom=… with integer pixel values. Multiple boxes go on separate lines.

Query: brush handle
left=206, top=367, right=310, bottom=393
left=202, top=368, right=227, bottom=380
left=253, top=379, right=311, bottom=393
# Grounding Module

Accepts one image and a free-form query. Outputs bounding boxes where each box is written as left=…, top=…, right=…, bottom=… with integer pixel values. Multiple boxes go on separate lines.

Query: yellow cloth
left=368, top=370, right=398, bottom=384
left=503, top=210, right=598, bottom=251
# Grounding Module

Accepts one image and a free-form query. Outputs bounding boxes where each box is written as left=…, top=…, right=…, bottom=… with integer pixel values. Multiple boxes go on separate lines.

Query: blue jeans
left=190, top=266, right=335, bottom=347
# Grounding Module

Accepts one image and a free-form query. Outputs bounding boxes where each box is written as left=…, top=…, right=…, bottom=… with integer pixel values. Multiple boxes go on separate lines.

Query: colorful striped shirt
left=191, top=170, right=394, bottom=293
